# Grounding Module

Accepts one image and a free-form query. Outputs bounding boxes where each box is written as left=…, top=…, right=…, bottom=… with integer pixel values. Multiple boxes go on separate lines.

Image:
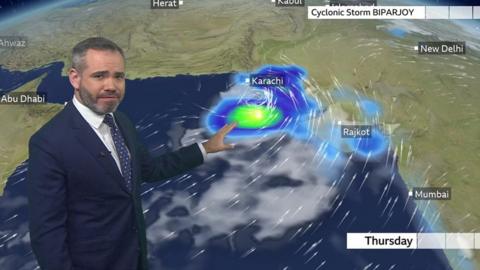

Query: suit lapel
left=66, top=102, right=131, bottom=195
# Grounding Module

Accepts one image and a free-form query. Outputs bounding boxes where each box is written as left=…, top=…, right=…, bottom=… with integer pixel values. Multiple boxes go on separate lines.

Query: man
left=27, top=37, right=236, bottom=270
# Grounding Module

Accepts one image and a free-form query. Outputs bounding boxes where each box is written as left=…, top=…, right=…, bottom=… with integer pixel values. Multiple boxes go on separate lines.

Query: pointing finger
left=219, top=122, right=237, bottom=136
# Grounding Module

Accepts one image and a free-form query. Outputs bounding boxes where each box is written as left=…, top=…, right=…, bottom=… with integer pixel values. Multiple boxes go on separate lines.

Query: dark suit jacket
left=27, top=101, right=204, bottom=270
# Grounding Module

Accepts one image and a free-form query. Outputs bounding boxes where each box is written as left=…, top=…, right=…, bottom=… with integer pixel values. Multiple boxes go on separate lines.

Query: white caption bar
left=308, top=6, right=480, bottom=19
left=308, top=6, right=425, bottom=19
left=347, top=233, right=417, bottom=249
left=347, top=233, right=480, bottom=249
left=475, top=6, right=480, bottom=19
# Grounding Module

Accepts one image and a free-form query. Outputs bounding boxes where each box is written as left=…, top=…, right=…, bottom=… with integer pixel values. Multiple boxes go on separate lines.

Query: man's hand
left=202, top=122, right=237, bottom=153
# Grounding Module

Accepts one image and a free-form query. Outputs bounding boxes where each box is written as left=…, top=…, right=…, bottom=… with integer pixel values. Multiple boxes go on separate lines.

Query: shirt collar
left=72, top=95, right=113, bottom=129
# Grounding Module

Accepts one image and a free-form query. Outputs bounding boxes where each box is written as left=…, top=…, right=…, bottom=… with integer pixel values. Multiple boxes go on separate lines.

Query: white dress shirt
left=72, top=96, right=207, bottom=175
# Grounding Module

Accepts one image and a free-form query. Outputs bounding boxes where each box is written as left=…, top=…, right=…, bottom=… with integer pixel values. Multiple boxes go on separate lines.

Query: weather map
left=205, top=65, right=389, bottom=162
left=0, top=0, right=479, bottom=269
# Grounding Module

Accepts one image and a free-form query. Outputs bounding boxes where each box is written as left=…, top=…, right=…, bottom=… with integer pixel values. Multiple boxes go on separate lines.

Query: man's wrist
left=197, top=142, right=208, bottom=160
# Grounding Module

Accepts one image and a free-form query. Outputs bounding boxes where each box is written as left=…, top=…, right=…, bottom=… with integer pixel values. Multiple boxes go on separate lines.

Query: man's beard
left=78, top=85, right=122, bottom=115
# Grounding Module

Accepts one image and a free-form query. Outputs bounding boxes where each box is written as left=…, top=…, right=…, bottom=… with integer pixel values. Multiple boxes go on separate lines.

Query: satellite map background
left=0, top=0, right=479, bottom=269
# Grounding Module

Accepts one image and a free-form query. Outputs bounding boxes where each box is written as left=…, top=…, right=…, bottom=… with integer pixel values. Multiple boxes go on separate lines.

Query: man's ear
left=68, top=68, right=80, bottom=90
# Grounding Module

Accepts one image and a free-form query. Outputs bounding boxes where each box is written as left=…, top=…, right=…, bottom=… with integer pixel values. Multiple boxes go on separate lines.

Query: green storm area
left=227, top=104, right=283, bottom=129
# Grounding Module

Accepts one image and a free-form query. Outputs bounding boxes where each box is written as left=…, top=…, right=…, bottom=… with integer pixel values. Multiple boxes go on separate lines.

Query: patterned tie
left=103, top=114, right=132, bottom=191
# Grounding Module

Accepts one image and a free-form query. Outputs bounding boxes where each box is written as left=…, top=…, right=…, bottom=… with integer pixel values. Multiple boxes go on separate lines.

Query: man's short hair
left=71, top=37, right=124, bottom=72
